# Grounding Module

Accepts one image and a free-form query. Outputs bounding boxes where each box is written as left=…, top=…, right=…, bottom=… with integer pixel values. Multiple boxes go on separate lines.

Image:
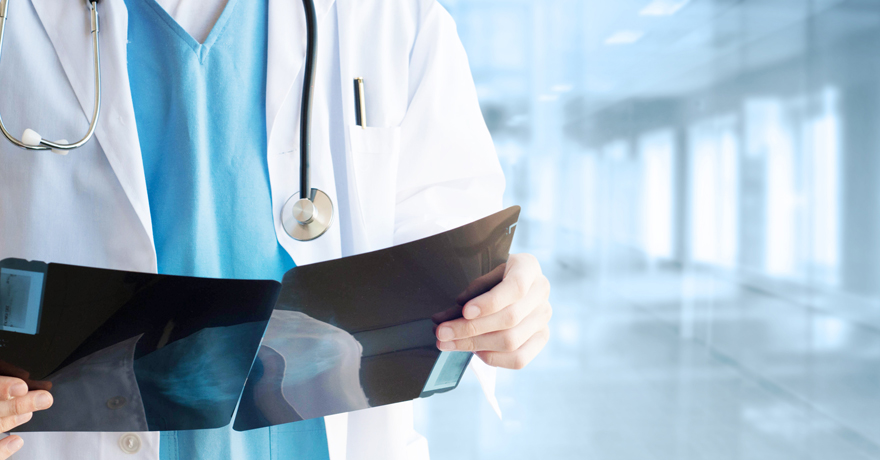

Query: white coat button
left=119, top=433, right=141, bottom=454
left=107, top=396, right=127, bottom=409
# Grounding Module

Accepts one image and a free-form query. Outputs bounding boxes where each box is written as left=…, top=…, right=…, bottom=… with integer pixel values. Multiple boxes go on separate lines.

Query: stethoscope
left=0, top=0, right=333, bottom=242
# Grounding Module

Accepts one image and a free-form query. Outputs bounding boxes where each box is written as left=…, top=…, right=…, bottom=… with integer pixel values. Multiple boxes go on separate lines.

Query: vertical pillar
left=840, top=84, right=880, bottom=296
left=673, top=126, right=690, bottom=267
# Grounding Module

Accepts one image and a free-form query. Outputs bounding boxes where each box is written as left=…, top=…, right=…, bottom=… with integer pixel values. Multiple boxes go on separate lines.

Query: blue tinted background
left=413, top=1, right=880, bottom=459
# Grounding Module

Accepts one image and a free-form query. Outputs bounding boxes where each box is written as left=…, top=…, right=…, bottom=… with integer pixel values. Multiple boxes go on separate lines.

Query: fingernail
left=437, top=326, right=454, bottom=342
left=9, top=383, right=28, bottom=398
left=14, top=412, right=32, bottom=425
left=463, top=305, right=481, bottom=319
left=437, top=341, right=456, bottom=351
left=7, top=437, right=23, bottom=453
left=34, top=392, right=53, bottom=410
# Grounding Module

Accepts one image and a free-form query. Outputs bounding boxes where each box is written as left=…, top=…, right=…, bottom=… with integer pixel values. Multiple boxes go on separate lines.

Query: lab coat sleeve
left=398, top=0, right=506, bottom=411
left=342, top=3, right=504, bottom=460
left=396, top=0, right=506, bottom=408
left=396, top=0, right=504, bottom=432
left=394, top=0, right=506, bottom=245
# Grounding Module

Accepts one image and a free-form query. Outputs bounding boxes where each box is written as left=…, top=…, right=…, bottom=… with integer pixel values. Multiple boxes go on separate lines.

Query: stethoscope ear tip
left=53, top=139, right=70, bottom=156
left=22, top=129, right=42, bottom=147
left=21, top=130, right=69, bottom=155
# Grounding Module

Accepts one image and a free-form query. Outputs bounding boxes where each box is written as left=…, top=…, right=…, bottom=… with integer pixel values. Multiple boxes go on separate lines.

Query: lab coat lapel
left=266, top=0, right=335, bottom=140
left=335, top=0, right=355, bottom=132
left=29, top=0, right=156, bottom=259
left=266, top=0, right=342, bottom=267
left=334, top=0, right=379, bottom=254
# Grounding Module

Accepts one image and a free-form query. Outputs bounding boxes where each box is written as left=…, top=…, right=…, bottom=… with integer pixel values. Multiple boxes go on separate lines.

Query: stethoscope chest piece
left=279, top=0, right=333, bottom=243
left=281, top=188, right=333, bottom=241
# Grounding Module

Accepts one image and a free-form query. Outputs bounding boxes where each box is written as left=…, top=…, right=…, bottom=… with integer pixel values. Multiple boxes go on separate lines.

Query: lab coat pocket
left=347, top=125, right=402, bottom=251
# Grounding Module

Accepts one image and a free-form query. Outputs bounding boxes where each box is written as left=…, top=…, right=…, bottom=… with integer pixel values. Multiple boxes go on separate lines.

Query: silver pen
left=354, top=77, right=367, bottom=129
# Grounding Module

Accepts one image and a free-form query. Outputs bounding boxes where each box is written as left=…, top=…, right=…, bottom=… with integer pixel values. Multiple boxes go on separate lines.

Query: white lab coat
left=0, top=0, right=505, bottom=458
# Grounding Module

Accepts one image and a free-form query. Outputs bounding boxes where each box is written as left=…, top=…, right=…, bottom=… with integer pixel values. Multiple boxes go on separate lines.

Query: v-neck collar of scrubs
left=136, top=0, right=239, bottom=63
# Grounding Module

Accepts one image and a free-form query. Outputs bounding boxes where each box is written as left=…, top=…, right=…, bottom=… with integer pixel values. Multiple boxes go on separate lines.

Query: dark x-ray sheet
left=234, top=206, right=520, bottom=431
left=0, top=260, right=279, bottom=432
left=0, top=206, right=519, bottom=432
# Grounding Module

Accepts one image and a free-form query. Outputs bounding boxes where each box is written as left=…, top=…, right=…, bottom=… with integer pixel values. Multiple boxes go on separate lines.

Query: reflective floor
left=414, top=259, right=880, bottom=460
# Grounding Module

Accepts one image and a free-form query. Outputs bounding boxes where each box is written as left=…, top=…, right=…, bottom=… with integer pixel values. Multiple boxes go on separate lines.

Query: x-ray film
left=0, top=207, right=519, bottom=432
left=234, top=207, right=520, bottom=430
left=0, top=263, right=279, bottom=432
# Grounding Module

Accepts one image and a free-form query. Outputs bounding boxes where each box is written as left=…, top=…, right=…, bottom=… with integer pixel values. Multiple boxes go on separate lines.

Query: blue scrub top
left=124, top=0, right=329, bottom=457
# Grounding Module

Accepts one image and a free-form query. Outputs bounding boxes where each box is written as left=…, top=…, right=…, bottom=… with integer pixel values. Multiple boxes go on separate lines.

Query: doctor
left=0, top=0, right=553, bottom=458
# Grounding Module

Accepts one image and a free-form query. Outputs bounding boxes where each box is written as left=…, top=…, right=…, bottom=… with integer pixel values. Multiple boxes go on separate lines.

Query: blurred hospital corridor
left=414, top=0, right=880, bottom=458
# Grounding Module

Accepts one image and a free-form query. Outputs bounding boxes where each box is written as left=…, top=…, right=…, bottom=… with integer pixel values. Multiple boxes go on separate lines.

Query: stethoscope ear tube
left=0, top=0, right=331, bottom=240
left=0, top=0, right=102, bottom=152
left=299, top=0, right=317, bottom=199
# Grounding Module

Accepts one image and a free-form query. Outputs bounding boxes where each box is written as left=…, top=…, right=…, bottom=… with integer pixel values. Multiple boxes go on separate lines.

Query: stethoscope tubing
left=300, top=0, right=318, bottom=200
left=0, top=0, right=332, bottom=241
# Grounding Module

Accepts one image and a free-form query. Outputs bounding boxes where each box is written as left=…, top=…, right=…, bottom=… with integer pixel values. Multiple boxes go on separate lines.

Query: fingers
left=0, top=412, right=32, bottom=433
left=460, top=254, right=542, bottom=320
left=0, top=382, right=52, bottom=432
left=454, top=264, right=506, bottom=306
left=0, top=435, right=24, bottom=459
left=437, top=274, right=550, bottom=341
left=438, top=300, right=551, bottom=352
left=435, top=253, right=552, bottom=371
left=0, top=388, right=52, bottom=419
left=0, top=377, right=53, bottom=439
left=430, top=305, right=462, bottom=325
left=475, top=326, right=550, bottom=370
left=0, top=378, right=29, bottom=401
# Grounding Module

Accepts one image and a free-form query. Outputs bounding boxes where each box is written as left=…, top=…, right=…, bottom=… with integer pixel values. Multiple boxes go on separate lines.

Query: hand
left=435, top=253, right=551, bottom=369
left=0, top=363, right=54, bottom=459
